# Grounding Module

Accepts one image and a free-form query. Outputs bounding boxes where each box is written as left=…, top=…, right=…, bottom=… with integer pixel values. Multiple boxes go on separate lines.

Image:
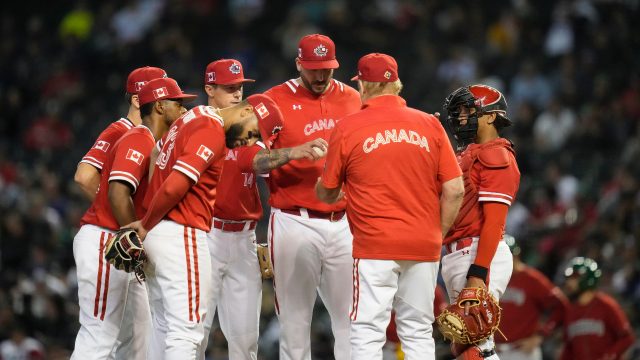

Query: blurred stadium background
left=0, top=0, right=639, bottom=359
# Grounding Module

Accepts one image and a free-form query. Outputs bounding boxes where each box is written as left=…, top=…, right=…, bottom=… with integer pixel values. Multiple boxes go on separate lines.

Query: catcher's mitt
left=256, top=244, right=273, bottom=280
left=436, top=287, right=501, bottom=345
left=105, top=228, right=146, bottom=282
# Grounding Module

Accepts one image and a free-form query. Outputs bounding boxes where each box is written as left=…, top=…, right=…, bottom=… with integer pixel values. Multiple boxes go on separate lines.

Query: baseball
left=313, top=146, right=326, bottom=157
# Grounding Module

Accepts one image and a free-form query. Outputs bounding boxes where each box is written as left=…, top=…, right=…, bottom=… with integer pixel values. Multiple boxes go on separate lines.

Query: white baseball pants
left=199, top=223, right=262, bottom=360
left=441, top=237, right=513, bottom=357
left=268, top=208, right=353, bottom=360
left=72, top=224, right=150, bottom=360
left=144, top=220, right=212, bottom=360
left=440, top=238, right=513, bottom=301
left=350, top=259, right=439, bottom=360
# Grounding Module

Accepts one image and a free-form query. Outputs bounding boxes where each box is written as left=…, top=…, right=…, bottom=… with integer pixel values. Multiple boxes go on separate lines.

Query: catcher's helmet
left=443, top=84, right=511, bottom=149
left=504, top=234, right=520, bottom=256
left=564, top=257, right=601, bottom=292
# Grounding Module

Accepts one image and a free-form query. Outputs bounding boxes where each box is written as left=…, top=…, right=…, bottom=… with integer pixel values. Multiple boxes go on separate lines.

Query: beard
left=225, top=122, right=245, bottom=148
left=300, top=75, right=330, bottom=95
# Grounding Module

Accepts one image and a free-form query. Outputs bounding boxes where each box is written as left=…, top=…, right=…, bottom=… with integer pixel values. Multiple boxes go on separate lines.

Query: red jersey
left=497, top=265, right=567, bottom=343
left=81, top=126, right=155, bottom=230
left=213, top=142, right=266, bottom=221
left=80, top=118, right=134, bottom=171
left=321, top=95, right=461, bottom=261
left=145, top=106, right=226, bottom=231
left=444, top=138, right=520, bottom=245
left=264, top=79, right=361, bottom=212
left=560, top=292, right=634, bottom=360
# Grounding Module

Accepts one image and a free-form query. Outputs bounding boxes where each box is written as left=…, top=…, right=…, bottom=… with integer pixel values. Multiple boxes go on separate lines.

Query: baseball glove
left=436, top=287, right=501, bottom=345
left=104, top=228, right=146, bottom=282
left=256, top=244, right=273, bottom=280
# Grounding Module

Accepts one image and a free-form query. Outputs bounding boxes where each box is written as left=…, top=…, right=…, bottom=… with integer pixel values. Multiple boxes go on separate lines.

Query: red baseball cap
left=351, top=53, right=399, bottom=82
left=138, top=78, right=197, bottom=106
left=126, top=66, right=168, bottom=94
left=297, top=34, right=339, bottom=70
left=246, top=94, right=284, bottom=149
left=204, top=59, right=255, bottom=85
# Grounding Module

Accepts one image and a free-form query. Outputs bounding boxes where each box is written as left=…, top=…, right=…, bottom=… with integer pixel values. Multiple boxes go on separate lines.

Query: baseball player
left=261, top=33, right=361, bottom=360
left=198, top=58, right=263, bottom=360
left=74, top=66, right=167, bottom=201
left=72, top=66, right=167, bottom=360
left=495, top=235, right=568, bottom=360
left=317, top=53, right=464, bottom=359
left=559, top=257, right=635, bottom=360
left=441, top=84, right=521, bottom=360
left=123, top=94, right=285, bottom=360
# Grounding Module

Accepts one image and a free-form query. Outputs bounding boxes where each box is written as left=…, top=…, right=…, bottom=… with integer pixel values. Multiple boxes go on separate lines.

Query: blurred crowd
left=0, top=0, right=639, bottom=359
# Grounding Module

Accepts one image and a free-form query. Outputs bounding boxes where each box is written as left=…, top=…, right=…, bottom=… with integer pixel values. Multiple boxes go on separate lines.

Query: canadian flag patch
left=94, top=140, right=110, bottom=152
left=153, top=87, right=168, bottom=99
left=207, top=72, right=215, bottom=82
left=255, top=103, right=269, bottom=119
left=196, top=145, right=214, bottom=161
left=126, top=149, right=144, bottom=165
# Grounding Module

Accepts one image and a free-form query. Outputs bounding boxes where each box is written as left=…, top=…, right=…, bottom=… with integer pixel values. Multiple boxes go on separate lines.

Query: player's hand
left=315, top=177, right=345, bottom=203
left=462, top=277, right=487, bottom=315
left=122, top=220, right=148, bottom=241
left=290, top=138, right=328, bottom=161
left=515, top=334, right=543, bottom=353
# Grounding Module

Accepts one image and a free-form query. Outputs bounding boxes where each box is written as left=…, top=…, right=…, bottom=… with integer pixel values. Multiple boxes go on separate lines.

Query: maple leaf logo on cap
left=314, top=44, right=328, bottom=57
left=255, top=103, right=269, bottom=119
left=475, top=96, right=487, bottom=107
left=229, top=63, right=241, bottom=74
left=207, top=72, right=215, bottom=82
left=153, top=87, right=168, bottom=99
left=135, top=81, right=147, bottom=92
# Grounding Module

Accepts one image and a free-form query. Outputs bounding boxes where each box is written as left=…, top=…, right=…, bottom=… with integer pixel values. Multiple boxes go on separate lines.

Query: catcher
left=437, top=85, right=521, bottom=360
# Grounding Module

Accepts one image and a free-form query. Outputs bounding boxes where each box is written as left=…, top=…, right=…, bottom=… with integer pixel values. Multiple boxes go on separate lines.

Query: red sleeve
left=141, top=170, right=192, bottom=231
left=80, top=120, right=130, bottom=170
left=321, top=125, right=346, bottom=189
left=478, top=158, right=519, bottom=206
left=602, top=296, right=635, bottom=358
left=529, top=270, right=569, bottom=335
left=237, top=142, right=266, bottom=173
left=437, top=122, right=462, bottom=183
left=172, top=121, right=224, bottom=183
left=473, top=202, right=509, bottom=268
left=109, top=133, right=153, bottom=193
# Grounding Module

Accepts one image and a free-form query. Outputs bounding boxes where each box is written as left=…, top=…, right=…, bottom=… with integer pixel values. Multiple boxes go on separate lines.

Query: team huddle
left=72, top=34, right=634, bottom=360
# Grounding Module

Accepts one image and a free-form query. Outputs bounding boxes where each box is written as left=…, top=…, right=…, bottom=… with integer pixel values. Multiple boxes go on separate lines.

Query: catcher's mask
left=564, top=256, right=601, bottom=293
left=443, top=84, right=511, bottom=149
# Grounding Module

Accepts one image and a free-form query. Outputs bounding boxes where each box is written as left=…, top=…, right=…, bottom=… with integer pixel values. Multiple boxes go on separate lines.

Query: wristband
left=467, top=264, right=489, bottom=283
